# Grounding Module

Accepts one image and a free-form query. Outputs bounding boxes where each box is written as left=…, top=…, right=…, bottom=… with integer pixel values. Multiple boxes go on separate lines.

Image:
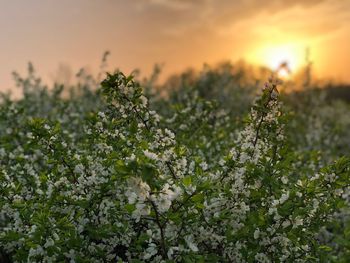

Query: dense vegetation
left=0, top=62, right=350, bottom=262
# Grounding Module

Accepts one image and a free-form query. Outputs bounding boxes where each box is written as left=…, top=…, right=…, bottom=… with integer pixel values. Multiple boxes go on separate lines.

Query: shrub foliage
left=0, top=68, right=350, bottom=262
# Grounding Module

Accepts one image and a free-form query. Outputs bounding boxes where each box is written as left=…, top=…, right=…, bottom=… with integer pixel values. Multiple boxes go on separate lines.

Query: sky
left=1, top=0, right=350, bottom=92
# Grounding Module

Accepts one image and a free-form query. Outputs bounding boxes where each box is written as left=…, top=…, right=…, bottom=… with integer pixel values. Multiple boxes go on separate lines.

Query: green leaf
left=183, top=176, right=192, bottom=186
left=125, top=204, right=135, bottom=213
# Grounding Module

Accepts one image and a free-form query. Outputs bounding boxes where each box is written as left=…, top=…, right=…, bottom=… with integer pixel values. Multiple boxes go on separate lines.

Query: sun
left=247, top=43, right=304, bottom=78
left=263, top=46, right=299, bottom=71
left=276, top=66, right=290, bottom=78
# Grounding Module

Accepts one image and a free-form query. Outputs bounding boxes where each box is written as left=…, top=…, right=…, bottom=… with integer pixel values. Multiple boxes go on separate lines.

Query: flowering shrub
left=285, top=90, right=350, bottom=162
left=0, top=69, right=350, bottom=262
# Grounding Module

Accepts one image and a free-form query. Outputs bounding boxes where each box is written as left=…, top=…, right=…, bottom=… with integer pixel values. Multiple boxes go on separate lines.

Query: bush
left=0, top=70, right=350, bottom=262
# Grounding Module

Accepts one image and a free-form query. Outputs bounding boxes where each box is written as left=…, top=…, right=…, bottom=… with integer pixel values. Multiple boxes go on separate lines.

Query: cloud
left=128, top=0, right=332, bottom=38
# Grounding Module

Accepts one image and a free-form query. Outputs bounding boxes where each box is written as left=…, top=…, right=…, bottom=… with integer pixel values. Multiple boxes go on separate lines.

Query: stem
left=252, top=85, right=276, bottom=150
left=148, top=198, right=167, bottom=258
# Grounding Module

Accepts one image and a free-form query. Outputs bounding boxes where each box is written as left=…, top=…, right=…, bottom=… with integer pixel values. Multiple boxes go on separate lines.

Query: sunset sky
left=1, top=0, right=350, bottom=92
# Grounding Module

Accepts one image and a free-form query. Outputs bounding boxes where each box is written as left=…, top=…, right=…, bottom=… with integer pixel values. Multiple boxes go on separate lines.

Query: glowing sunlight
left=248, top=43, right=305, bottom=76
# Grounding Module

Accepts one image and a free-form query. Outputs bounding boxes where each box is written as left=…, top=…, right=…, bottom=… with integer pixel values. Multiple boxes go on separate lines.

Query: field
left=1, top=62, right=350, bottom=262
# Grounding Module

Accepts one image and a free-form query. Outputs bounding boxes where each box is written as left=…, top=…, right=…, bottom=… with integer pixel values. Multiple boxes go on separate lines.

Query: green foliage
left=0, top=64, right=350, bottom=262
